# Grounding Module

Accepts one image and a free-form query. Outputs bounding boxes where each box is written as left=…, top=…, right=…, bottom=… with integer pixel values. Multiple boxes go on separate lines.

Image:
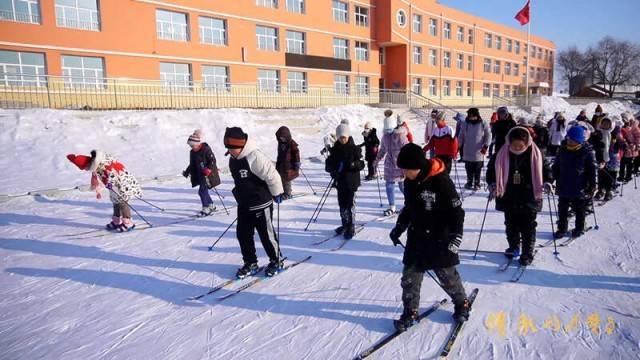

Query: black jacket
left=325, top=137, right=364, bottom=191
left=185, top=143, right=220, bottom=188
left=492, top=118, right=517, bottom=153
left=276, top=126, right=301, bottom=181
left=533, top=125, right=549, bottom=150
left=359, top=128, right=380, bottom=162
left=552, top=141, right=597, bottom=199
left=396, top=159, right=465, bottom=270
left=486, top=147, right=552, bottom=212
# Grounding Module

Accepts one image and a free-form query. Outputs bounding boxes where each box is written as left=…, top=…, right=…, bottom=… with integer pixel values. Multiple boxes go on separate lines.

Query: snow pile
left=538, top=96, right=636, bottom=119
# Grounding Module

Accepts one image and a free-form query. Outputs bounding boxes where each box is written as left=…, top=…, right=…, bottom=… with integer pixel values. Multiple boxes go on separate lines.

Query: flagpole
left=525, top=0, right=531, bottom=106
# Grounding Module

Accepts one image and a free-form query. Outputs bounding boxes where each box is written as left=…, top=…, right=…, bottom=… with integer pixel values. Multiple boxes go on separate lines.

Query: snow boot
left=265, top=259, right=284, bottom=277
left=464, top=182, right=473, bottom=190
left=453, top=298, right=471, bottom=323
left=571, top=228, right=585, bottom=238
left=383, top=206, right=397, bottom=216
left=200, top=204, right=216, bottom=216
left=594, top=190, right=604, bottom=201
left=334, top=225, right=345, bottom=235
left=473, top=182, right=482, bottom=191
left=236, top=262, right=259, bottom=279
left=553, top=230, right=568, bottom=239
left=106, top=216, right=122, bottom=230
left=519, top=255, right=534, bottom=266
left=504, top=247, right=520, bottom=259
left=344, top=224, right=356, bottom=240
left=118, top=218, right=135, bottom=232
left=604, top=191, right=613, bottom=201
left=393, top=309, right=419, bottom=332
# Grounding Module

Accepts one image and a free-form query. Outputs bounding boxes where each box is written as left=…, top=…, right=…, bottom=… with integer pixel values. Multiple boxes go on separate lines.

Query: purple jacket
left=376, top=127, right=409, bottom=182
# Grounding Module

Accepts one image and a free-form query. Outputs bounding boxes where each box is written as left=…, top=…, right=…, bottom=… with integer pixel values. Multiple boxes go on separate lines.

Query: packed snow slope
left=0, top=98, right=639, bottom=360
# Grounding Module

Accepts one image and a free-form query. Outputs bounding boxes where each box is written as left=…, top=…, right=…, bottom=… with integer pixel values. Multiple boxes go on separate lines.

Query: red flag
left=515, top=0, right=530, bottom=26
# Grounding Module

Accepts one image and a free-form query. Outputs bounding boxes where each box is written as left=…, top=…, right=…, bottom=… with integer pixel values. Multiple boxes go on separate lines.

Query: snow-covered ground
left=1, top=98, right=639, bottom=359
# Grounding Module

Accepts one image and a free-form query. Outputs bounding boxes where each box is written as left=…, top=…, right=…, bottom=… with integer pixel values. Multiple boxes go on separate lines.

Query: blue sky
left=438, top=0, right=639, bottom=51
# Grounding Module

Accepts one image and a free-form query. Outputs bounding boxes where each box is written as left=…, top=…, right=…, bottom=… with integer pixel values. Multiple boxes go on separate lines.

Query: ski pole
left=473, top=196, right=491, bottom=260
left=547, top=191, right=559, bottom=256
left=300, top=168, right=317, bottom=195
left=635, top=172, right=638, bottom=190
left=591, top=200, right=599, bottom=230
left=304, top=180, right=333, bottom=231
left=213, top=187, right=229, bottom=215
left=313, top=183, right=333, bottom=223
left=208, top=217, right=237, bottom=251
left=107, top=186, right=152, bottom=227
left=135, top=196, right=165, bottom=211
left=375, top=163, right=383, bottom=207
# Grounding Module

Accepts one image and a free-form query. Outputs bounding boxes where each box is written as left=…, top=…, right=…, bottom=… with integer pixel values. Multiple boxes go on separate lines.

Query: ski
left=353, top=299, right=448, bottom=360
left=439, top=288, right=480, bottom=359
left=330, top=225, right=365, bottom=252
left=217, top=256, right=312, bottom=301
left=510, top=266, right=527, bottom=282
left=186, top=266, right=265, bottom=301
left=312, top=224, right=365, bottom=246
left=559, top=226, right=594, bottom=247
left=497, top=257, right=514, bottom=272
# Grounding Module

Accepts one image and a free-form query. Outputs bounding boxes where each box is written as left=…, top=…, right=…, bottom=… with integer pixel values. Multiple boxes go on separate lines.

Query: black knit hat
left=467, top=107, right=480, bottom=118
left=224, top=127, right=248, bottom=149
left=397, top=143, right=430, bottom=170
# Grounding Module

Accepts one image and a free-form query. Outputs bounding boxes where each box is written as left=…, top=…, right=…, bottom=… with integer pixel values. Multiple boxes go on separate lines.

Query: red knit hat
left=67, top=154, right=92, bottom=170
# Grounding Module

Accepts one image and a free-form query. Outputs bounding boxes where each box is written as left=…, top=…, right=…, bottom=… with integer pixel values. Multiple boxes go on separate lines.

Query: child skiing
left=390, top=143, right=469, bottom=330
left=552, top=126, right=597, bottom=238
left=325, top=123, right=365, bottom=239
left=589, top=118, right=613, bottom=201
left=182, top=129, right=220, bottom=216
left=548, top=112, right=568, bottom=156
left=375, top=118, right=409, bottom=215
left=67, top=150, right=142, bottom=231
left=224, top=127, right=285, bottom=278
left=275, top=126, right=300, bottom=200
left=423, top=111, right=458, bottom=174
left=458, top=107, right=492, bottom=190
left=359, top=121, right=380, bottom=181
left=487, top=127, right=552, bottom=265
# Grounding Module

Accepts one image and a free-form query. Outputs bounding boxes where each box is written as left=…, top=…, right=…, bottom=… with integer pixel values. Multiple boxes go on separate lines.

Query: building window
left=443, top=51, right=451, bottom=68
left=537, top=47, right=543, bottom=59
left=286, top=0, right=303, bottom=13
left=0, top=0, right=40, bottom=24
left=455, top=81, right=462, bottom=96
left=0, top=49, right=46, bottom=86
left=396, top=9, right=406, bottom=27
left=493, top=84, right=500, bottom=97
left=256, top=0, right=277, bottom=8
left=258, top=69, right=280, bottom=92
left=62, top=55, right=105, bottom=88
left=355, top=41, right=369, bottom=61
left=159, top=62, right=191, bottom=89
left=411, top=77, right=421, bottom=95
left=504, top=62, right=511, bottom=76
left=515, top=41, right=521, bottom=54
left=355, top=76, right=369, bottom=95
left=443, top=22, right=451, bottom=39
left=287, top=71, right=306, bottom=93
left=379, top=47, right=385, bottom=65
left=429, top=78, right=437, bottom=96
left=55, top=0, right=99, bottom=31
left=468, top=29, right=473, bottom=44
left=429, top=49, right=437, bottom=66
left=286, top=30, right=305, bottom=54
left=466, top=81, right=472, bottom=97
left=202, top=65, right=229, bottom=91
left=530, top=45, right=535, bottom=57
left=332, top=0, right=348, bottom=23
left=530, top=66, right=535, bottom=79
left=333, top=38, right=349, bottom=59
left=514, top=63, right=520, bottom=76
left=429, top=18, right=437, bottom=36
left=443, top=80, right=450, bottom=96
left=483, top=58, right=491, bottom=73
left=484, top=33, right=492, bottom=48
left=512, top=86, right=518, bottom=97
left=256, top=25, right=279, bottom=51
left=495, top=36, right=502, bottom=50
left=506, top=39, right=512, bottom=52
left=467, top=55, right=473, bottom=71
left=334, top=74, right=349, bottom=94
left=457, top=26, right=464, bottom=42
left=412, top=14, right=422, bottom=33
left=413, top=46, right=422, bottom=64
left=456, top=53, right=463, bottom=70
left=199, top=17, right=226, bottom=45
left=156, top=9, right=188, bottom=41
left=355, top=5, right=368, bottom=26
left=504, top=85, right=511, bottom=97
left=494, top=60, right=500, bottom=74
left=483, top=83, right=490, bottom=97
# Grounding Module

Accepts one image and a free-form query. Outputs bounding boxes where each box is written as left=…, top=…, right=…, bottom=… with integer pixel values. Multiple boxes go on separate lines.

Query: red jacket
left=424, top=125, right=458, bottom=157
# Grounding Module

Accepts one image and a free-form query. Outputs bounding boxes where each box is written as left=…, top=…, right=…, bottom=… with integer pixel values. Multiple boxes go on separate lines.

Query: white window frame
left=332, top=0, right=348, bottom=23
left=355, top=41, right=369, bottom=61
left=429, top=78, right=437, bottom=96
left=355, top=76, right=369, bottom=95
left=62, top=55, right=105, bottom=89
left=455, top=81, right=462, bottom=96
left=199, top=16, right=227, bottom=46
left=492, top=84, right=500, bottom=97
left=483, top=58, right=491, bottom=73
left=467, top=55, right=473, bottom=71
left=256, top=25, right=279, bottom=51
left=0, top=0, right=40, bottom=24
left=466, top=81, right=472, bottom=97
left=333, top=38, right=349, bottom=59
left=484, top=33, right=492, bottom=48
left=287, top=71, right=307, bottom=93
left=411, top=77, right=421, bottom=95
left=456, top=53, right=463, bottom=70
left=334, top=74, right=349, bottom=95
left=515, top=41, right=521, bottom=54
left=429, top=49, right=437, bottom=66
left=55, top=0, right=99, bottom=31
left=156, top=9, right=189, bottom=41
left=483, top=83, right=490, bottom=97
left=256, top=0, right=278, bottom=8
left=159, top=62, right=191, bottom=90
left=443, top=22, right=451, bottom=39
left=504, top=85, right=511, bottom=98
left=355, top=5, right=368, bottom=26
left=494, top=60, right=501, bottom=74
left=202, top=65, right=229, bottom=91
left=258, top=69, right=280, bottom=92
left=412, top=14, right=422, bottom=33
left=504, top=62, right=511, bottom=76
left=506, top=38, right=513, bottom=52
left=468, top=29, right=474, bottom=44
left=0, top=50, right=46, bottom=86
left=443, top=79, right=450, bottom=96
left=429, top=18, right=437, bottom=36
left=413, top=46, right=422, bottom=64
left=495, top=35, right=502, bottom=50
left=396, top=9, right=406, bottom=27
left=286, top=30, right=305, bottom=54
left=514, top=63, right=520, bottom=76
left=456, top=26, right=464, bottom=42
left=286, top=0, right=304, bottom=13
left=443, top=51, right=451, bottom=68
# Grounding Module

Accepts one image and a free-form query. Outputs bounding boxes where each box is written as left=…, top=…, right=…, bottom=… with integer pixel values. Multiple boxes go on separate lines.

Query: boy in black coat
left=359, top=121, right=380, bottom=180
left=275, top=126, right=301, bottom=200
left=325, top=124, right=365, bottom=239
left=389, top=143, right=469, bottom=331
left=182, top=129, right=220, bottom=216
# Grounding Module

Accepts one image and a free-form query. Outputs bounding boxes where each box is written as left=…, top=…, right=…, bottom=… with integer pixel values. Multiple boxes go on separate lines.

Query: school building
left=0, top=0, right=555, bottom=109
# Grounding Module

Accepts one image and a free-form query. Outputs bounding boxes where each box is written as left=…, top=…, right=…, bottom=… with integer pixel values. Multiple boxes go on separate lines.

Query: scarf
left=495, top=127, right=544, bottom=200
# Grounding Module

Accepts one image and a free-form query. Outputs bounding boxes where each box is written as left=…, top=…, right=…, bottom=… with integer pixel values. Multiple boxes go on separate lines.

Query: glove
left=202, top=168, right=212, bottom=177
left=292, top=162, right=301, bottom=170
left=480, top=145, right=488, bottom=155
left=543, top=182, right=554, bottom=194
left=105, top=182, right=113, bottom=190
left=487, top=183, right=496, bottom=201
left=447, top=234, right=463, bottom=254
left=273, top=194, right=283, bottom=204
left=389, top=224, right=408, bottom=246
left=182, top=169, right=189, bottom=178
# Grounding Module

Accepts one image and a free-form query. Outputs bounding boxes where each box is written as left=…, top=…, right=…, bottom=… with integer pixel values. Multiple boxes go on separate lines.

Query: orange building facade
left=0, top=0, right=555, bottom=108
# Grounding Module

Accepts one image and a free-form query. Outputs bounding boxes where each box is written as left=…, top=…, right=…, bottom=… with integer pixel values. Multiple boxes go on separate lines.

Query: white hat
left=396, top=114, right=404, bottom=126
left=336, top=124, right=350, bottom=138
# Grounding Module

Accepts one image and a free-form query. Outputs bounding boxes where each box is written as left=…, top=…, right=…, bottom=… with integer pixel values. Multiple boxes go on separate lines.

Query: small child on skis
left=589, top=118, right=614, bottom=201
left=325, top=123, right=365, bottom=239
left=359, top=121, right=380, bottom=181
left=275, top=126, right=300, bottom=200
left=182, top=129, right=220, bottom=216
left=67, top=150, right=142, bottom=231
left=423, top=111, right=458, bottom=174
left=375, top=118, right=409, bottom=216
left=390, top=143, right=470, bottom=331
left=458, top=107, right=492, bottom=190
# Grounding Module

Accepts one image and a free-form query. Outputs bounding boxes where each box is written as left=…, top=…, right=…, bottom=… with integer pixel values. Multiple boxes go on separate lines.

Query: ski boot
left=117, top=218, right=135, bottom=232
left=604, top=191, right=613, bottom=201
left=236, top=262, right=259, bottom=279
left=504, top=247, right=520, bottom=259
left=553, top=229, right=568, bottom=239
left=334, top=225, right=345, bottom=235
left=200, top=204, right=216, bottom=217
left=265, top=259, right=284, bottom=277
left=393, top=309, right=419, bottom=332
left=106, top=216, right=122, bottom=231
left=473, top=182, right=482, bottom=191
left=594, top=190, right=604, bottom=201
left=519, top=255, right=534, bottom=266
left=571, top=228, right=585, bottom=238
left=453, top=298, right=471, bottom=323
left=344, top=224, right=356, bottom=240
left=464, top=182, right=473, bottom=190
left=383, top=206, right=397, bottom=216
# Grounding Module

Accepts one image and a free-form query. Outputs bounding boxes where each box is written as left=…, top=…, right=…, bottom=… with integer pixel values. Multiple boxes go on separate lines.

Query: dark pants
left=547, top=145, right=560, bottom=157
left=437, top=155, right=453, bottom=175
left=557, top=197, right=586, bottom=233
left=198, top=178, right=213, bottom=207
left=620, top=157, right=633, bottom=181
left=464, top=161, right=483, bottom=186
left=337, top=187, right=356, bottom=227
left=112, top=203, right=131, bottom=218
left=400, top=264, right=467, bottom=311
left=504, top=207, right=538, bottom=260
left=634, top=157, right=640, bottom=175
left=598, top=168, right=616, bottom=192
left=236, top=205, right=281, bottom=265
left=366, top=159, right=376, bottom=178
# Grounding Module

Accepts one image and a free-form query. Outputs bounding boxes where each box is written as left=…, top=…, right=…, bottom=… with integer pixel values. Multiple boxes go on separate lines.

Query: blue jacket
left=552, top=141, right=597, bottom=199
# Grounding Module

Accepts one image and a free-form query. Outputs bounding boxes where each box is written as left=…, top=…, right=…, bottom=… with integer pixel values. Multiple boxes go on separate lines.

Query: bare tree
left=557, top=46, right=588, bottom=86
left=586, top=37, right=640, bottom=97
